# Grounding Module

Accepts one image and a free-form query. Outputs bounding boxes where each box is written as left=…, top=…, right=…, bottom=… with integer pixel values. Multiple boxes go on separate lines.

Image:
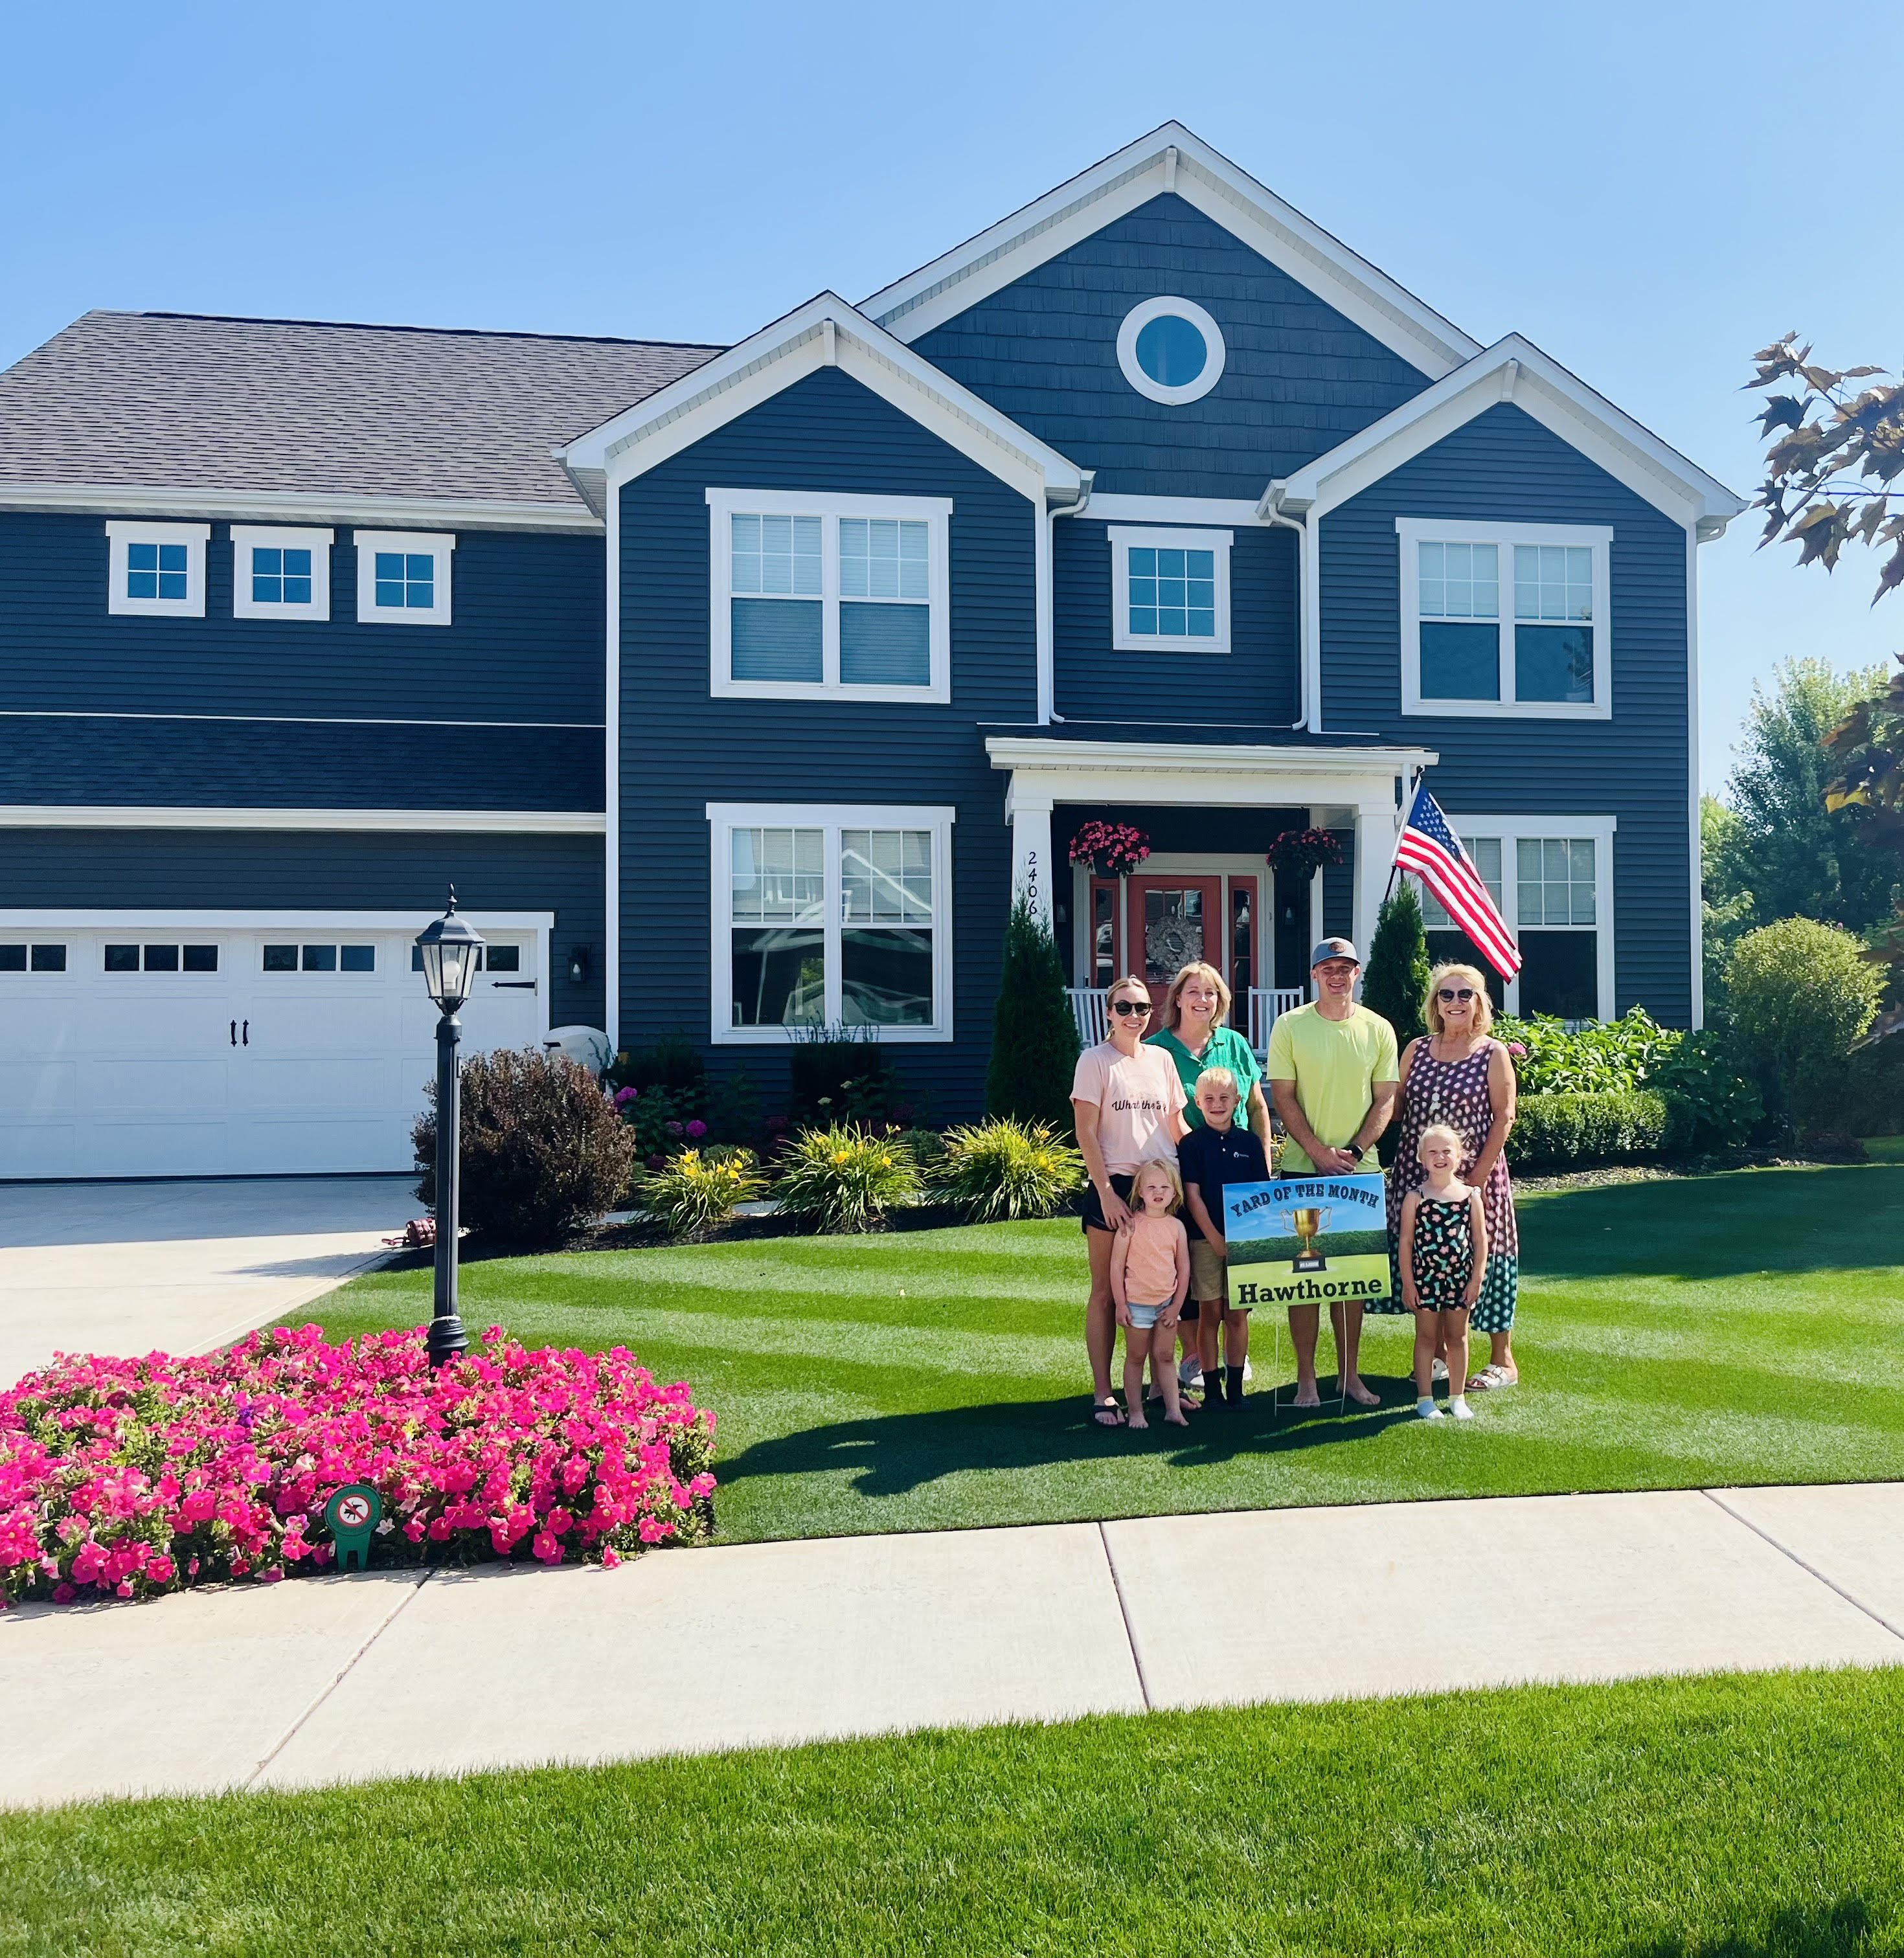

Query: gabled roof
left=0, top=311, right=720, bottom=525
left=861, top=122, right=1482, bottom=381
left=1269, top=334, right=1749, bottom=537
left=558, top=293, right=1087, bottom=505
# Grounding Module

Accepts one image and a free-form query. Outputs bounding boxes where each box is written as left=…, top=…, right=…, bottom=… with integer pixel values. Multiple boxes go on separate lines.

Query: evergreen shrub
left=986, top=894, right=1082, bottom=1131
left=1506, top=1090, right=1679, bottom=1169
left=1363, top=886, right=1431, bottom=1048
left=1725, top=917, right=1883, bottom=1129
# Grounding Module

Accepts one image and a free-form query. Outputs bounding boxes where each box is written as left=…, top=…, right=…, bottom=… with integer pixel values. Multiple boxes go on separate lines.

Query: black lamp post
left=415, top=889, right=485, bottom=1369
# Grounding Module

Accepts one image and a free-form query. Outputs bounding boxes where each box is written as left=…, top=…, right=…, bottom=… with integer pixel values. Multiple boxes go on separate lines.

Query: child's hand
left=1160, top=1305, right=1179, bottom=1329
left=1462, top=1283, right=1482, bottom=1309
left=1115, top=1300, right=1131, bottom=1327
left=1208, top=1233, right=1228, bottom=1261
left=1401, top=1283, right=1419, bottom=1312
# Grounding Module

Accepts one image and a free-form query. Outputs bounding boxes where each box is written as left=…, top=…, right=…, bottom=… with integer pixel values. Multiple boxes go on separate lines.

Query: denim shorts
left=1125, top=1301, right=1170, bottom=1331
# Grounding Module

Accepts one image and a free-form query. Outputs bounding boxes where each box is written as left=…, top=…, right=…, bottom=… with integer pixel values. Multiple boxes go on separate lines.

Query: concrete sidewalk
left=5, top=1480, right=1903, bottom=1809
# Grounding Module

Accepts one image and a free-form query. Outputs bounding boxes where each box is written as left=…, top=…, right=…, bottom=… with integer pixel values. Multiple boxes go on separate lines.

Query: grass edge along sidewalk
left=303, top=1163, right=1904, bottom=1547
left=3, top=1666, right=1902, bottom=1955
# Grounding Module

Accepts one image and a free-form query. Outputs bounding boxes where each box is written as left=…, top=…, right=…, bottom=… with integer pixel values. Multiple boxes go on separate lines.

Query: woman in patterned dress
left=1386, top=962, right=1521, bottom=1390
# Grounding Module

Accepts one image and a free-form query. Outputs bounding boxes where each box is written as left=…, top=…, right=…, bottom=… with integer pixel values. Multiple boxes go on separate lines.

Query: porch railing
left=1063, top=986, right=1304, bottom=1057
left=1064, top=988, right=1108, bottom=1050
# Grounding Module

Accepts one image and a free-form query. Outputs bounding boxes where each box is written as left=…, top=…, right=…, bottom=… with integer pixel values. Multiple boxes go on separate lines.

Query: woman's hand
left=1099, top=1185, right=1134, bottom=1231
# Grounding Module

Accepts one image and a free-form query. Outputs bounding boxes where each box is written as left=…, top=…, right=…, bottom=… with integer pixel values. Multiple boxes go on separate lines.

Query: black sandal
left=1093, top=1399, right=1127, bottom=1428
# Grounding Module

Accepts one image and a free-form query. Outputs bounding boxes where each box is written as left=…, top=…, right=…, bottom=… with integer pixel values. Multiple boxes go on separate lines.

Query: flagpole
left=1381, top=765, right=1422, bottom=906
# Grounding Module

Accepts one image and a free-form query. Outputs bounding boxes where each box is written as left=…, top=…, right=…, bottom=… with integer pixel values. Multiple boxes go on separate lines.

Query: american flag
left=1394, top=785, right=1521, bottom=979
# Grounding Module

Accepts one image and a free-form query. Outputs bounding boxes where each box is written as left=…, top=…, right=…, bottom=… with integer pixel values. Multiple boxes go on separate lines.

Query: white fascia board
left=1083, top=493, right=1266, bottom=525
left=1271, top=336, right=1750, bottom=534
left=0, top=908, right=556, bottom=930
left=559, top=293, right=1083, bottom=505
left=860, top=122, right=1480, bottom=381
left=0, top=481, right=603, bottom=534
left=0, top=806, right=606, bottom=834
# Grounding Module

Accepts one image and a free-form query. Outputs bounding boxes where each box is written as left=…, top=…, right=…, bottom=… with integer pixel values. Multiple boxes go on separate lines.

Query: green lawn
left=6, top=1667, right=1903, bottom=1955
left=306, top=1163, right=1904, bottom=1544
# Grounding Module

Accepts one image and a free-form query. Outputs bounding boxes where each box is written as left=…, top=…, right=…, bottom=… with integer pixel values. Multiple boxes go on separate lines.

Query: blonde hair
left=1134, top=1158, right=1183, bottom=1213
left=1425, top=962, right=1495, bottom=1037
left=1162, top=960, right=1233, bottom=1031
left=1195, top=1065, right=1239, bottom=1099
left=1416, top=1122, right=1464, bottom=1165
left=1105, top=973, right=1152, bottom=1009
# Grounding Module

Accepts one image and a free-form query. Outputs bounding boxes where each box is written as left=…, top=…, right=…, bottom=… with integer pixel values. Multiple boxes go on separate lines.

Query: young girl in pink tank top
left=1110, top=1160, right=1192, bottom=1428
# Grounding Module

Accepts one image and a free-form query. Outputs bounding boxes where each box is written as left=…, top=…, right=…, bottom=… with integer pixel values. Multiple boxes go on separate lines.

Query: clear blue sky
left=5, top=0, right=1896, bottom=785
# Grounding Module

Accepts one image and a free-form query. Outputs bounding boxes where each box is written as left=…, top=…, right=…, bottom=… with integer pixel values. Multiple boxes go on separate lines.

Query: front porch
left=1064, top=982, right=1305, bottom=1057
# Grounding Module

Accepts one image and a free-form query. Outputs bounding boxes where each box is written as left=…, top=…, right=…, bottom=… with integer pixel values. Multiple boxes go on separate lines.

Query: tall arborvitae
left=1364, top=883, right=1432, bottom=1050
left=985, top=893, right=1082, bottom=1130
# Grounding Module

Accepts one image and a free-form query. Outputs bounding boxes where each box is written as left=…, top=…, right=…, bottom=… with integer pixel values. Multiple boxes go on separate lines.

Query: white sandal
left=1466, top=1364, right=1517, bottom=1391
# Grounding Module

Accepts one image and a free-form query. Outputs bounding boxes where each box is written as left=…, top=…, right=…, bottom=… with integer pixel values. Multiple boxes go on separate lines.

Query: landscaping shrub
left=1495, top=1007, right=1682, bottom=1095
left=634, top=1146, right=768, bottom=1239
left=1838, top=1035, right=1904, bottom=1138
left=1646, top=1028, right=1765, bottom=1149
left=985, top=892, right=1081, bottom=1131
left=705, top=1065, right=760, bottom=1145
left=0, top=1325, right=715, bottom=1609
left=893, top=1126, right=947, bottom=1171
left=614, top=1083, right=708, bottom=1165
left=772, top=1123, right=922, bottom=1233
left=931, top=1117, right=1085, bottom=1222
left=1726, top=917, right=1884, bottom=1128
left=788, top=1026, right=904, bottom=1127
left=608, top=1035, right=708, bottom=1101
left=414, top=1048, right=635, bottom=1247
left=1363, top=885, right=1431, bottom=1049
left=1505, top=1090, right=1675, bottom=1169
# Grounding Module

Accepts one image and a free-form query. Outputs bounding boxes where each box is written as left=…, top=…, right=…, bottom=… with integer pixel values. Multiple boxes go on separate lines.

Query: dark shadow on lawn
left=1626, top=1895, right=1892, bottom=1957
left=719, top=1374, right=1420, bottom=1500
left=1524, top=1166, right=1904, bottom=1282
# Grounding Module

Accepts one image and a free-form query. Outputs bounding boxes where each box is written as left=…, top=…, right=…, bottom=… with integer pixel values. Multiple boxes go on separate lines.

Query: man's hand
left=1313, top=1144, right=1360, bottom=1175
left=1099, top=1186, right=1134, bottom=1231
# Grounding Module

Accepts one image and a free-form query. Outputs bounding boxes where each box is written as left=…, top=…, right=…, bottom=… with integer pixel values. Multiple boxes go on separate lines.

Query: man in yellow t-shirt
left=1266, top=938, right=1400, bottom=1408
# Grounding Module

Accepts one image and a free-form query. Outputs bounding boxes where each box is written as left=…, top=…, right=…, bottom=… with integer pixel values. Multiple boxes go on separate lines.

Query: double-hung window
left=1397, top=518, right=1611, bottom=718
left=352, top=530, right=455, bottom=625
left=231, top=526, right=333, bottom=620
left=1409, top=815, right=1616, bottom=1022
left=1107, top=526, right=1232, bottom=653
left=707, top=489, right=951, bottom=701
left=106, top=521, right=209, bottom=618
left=708, top=803, right=954, bottom=1042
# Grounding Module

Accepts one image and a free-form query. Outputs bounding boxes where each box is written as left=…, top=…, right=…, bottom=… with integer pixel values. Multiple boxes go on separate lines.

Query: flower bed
left=0, top=1325, right=716, bottom=1609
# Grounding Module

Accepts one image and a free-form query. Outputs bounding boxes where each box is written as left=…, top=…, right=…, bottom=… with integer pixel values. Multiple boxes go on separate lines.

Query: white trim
left=704, top=488, right=952, bottom=703
left=860, top=123, right=1479, bottom=380
left=561, top=293, right=1083, bottom=508
left=1083, top=493, right=1265, bottom=526
left=1, top=708, right=599, bottom=730
left=0, top=805, right=604, bottom=833
left=0, top=907, right=556, bottom=930
left=229, top=525, right=333, bottom=622
left=4, top=482, right=600, bottom=533
left=1115, top=295, right=1227, bottom=405
left=705, top=801, right=956, bottom=1045
left=1273, top=335, right=1747, bottom=534
left=1409, top=812, right=1617, bottom=1021
left=1684, top=522, right=1704, bottom=1030
left=352, top=530, right=455, bottom=626
left=104, top=520, right=208, bottom=618
left=1395, top=517, right=1613, bottom=721
left=1105, top=525, right=1234, bottom=654
left=605, top=478, right=622, bottom=1049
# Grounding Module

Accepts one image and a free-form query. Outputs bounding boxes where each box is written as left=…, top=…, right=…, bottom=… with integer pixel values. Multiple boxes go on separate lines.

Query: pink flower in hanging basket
left=1267, top=828, right=1345, bottom=882
left=1069, top=820, right=1151, bottom=877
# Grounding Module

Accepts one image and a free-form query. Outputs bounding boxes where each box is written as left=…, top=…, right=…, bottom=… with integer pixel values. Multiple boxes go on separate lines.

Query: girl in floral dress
left=1385, top=963, right=1521, bottom=1390
left=1398, top=1124, right=1486, bottom=1419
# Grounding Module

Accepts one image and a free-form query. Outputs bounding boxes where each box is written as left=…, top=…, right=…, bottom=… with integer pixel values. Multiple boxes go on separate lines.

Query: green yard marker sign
left=324, top=1484, right=383, bottom=1572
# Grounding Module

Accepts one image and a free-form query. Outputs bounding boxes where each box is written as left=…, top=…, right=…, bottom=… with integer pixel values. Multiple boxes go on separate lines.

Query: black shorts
left=1081, top=1172, right=1137, bottom=1234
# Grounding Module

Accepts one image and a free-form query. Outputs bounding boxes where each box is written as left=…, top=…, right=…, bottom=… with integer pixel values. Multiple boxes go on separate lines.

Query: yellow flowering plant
left=771, top=1123, right=922, bottom=1234
left=633, top=1146, right=768, bottom=1240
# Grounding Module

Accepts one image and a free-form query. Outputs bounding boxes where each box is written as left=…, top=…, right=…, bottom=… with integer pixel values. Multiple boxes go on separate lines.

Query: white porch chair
left=1248, top=987, right=1306, bottom=1056
left=1064, top=987, right=1107, bottom=1049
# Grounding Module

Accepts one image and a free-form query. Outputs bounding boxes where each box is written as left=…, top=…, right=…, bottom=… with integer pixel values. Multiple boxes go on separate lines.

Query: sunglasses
left=1437, top=987, right=1477, bottom=1002
left=1111, top=999, right=1153, bottom=1017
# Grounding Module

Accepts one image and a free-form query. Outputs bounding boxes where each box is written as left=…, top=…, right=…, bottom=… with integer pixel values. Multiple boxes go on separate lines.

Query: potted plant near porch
left=1069, top=821, right=1151, bottom=879
left=1266, top=827, right=1344, bottom=884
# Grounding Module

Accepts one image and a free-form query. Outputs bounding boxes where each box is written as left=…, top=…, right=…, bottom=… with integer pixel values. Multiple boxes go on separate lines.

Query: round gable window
left=1117, top=295, right=1225, bottom=405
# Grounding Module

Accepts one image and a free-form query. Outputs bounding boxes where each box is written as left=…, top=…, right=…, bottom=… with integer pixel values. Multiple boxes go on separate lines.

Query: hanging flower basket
left=1267, top=827, right=1344, bottom=883
left=1069, top=821, right=1151, bottom=878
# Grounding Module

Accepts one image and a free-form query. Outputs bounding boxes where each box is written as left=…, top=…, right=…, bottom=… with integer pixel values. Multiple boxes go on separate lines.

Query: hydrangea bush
left=0, top=1325, right=715, bottom=1610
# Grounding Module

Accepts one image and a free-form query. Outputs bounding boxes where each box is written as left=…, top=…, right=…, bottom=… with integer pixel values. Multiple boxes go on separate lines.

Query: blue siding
left=913, top=195, right=1433, bottom=499
left=618, top=365, right=1037, bottom=1116
left=1320, top=403, right=1692, bottom=1024
left=1054, top=517, right=1297, bottom=723
left=0, top=828, right=607, bottom=1026
left=0, top=513, right=604, bottom=725
left=0, top=715, right=602, bottom=809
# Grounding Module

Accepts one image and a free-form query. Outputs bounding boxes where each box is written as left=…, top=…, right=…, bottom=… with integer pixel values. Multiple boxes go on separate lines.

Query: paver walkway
left=0, top=1177, right=411, bottom=1388
left=5, top=1480, right=1902, bottom=1809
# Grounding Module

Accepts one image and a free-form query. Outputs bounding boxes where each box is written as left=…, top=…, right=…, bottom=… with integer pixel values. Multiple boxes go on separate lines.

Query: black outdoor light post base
left=427, top=1004, right=471, bottom=1369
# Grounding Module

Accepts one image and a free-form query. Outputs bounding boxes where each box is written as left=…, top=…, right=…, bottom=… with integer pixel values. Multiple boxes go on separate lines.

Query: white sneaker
left=1416, top=1397, right=1445, bottom=1421
left=1241, top=1358, right=1253, bottom=1382
left=1431, top=1358, right=1449, bottom=1383
left=1178, top=1360, right=1203, bottom=1393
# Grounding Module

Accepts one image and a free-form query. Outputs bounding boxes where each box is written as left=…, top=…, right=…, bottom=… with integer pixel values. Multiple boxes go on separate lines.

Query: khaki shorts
left=1189, top=1238, right=1229, bottom=1303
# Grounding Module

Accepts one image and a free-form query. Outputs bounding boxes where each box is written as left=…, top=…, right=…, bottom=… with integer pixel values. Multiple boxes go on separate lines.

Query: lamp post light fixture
left=415, top=888, right=485, bottom=1369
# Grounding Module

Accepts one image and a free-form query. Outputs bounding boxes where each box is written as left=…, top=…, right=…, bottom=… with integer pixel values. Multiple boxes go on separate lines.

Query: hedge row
left=1504, top=1089, right=1695, bottom=1171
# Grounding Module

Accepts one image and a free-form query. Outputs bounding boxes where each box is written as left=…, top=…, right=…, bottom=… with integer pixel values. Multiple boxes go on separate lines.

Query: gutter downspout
left=1041, top=471, right=1093, bottom=723
left=1258, top=486, right=1311, bottom=729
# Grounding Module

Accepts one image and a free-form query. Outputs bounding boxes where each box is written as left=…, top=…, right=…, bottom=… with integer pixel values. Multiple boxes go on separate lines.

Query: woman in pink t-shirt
left=1070, top=974, right=1188, bottom=1427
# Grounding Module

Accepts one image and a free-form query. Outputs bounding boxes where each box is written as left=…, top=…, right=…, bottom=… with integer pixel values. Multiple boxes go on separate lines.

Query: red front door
left=1123, top=875, right=1225, bottom=1018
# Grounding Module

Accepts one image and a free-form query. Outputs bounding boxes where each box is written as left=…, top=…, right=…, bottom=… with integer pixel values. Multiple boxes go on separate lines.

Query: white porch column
left=1351, top=796, right=1401, bottom=965
left=1004, top=780, right=1055, bottom=928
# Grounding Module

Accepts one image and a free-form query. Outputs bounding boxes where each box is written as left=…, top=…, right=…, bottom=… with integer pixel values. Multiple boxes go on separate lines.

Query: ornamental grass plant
left=771, top=1123, right=922, bottom=1233
left=635, top=1146, right=768, bottom=1239
left=0, top=1325, right=715, bottom=1609
left=932, top=1116, right=1084, bottom=1222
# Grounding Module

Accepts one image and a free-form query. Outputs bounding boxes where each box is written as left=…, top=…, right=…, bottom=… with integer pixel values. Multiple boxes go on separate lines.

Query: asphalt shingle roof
left=0, top=311, right=723, bottom=510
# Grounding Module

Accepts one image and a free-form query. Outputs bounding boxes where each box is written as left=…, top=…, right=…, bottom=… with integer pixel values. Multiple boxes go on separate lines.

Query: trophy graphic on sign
left=1286, top=1204, right=1333, bottom=1272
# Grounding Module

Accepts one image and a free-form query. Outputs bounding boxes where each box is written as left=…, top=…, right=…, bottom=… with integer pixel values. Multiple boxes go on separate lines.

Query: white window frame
left=707, top=802, right=955, bottom=1044
left=106, top=520, right=209, bottom=618
left=1396, top=517, right=1613, bottom=721
left=1407, top=812, right=1616, bottom=1021
left=231, top=525, right=334, bottom=622
left=1115, top=295, right=1227, bottom=405
left=353, top=530, right=455, bottom=626
left=705, top=488, right=952, bottom=703
left=1107, top=525, right=1234, bottom=653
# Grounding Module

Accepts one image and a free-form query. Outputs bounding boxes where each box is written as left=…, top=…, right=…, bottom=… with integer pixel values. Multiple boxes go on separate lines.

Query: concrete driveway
left=0, top=1176, right=415, bottom=1387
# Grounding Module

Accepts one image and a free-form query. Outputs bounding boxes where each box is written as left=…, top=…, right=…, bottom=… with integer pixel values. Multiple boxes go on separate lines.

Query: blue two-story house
left=0, top=124, right=1744, bottom=1179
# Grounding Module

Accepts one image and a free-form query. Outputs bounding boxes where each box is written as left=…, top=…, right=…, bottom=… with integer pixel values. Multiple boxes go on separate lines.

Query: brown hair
left=1161, top=960, right=1233, bottom=1032
left=1425, top=962, right=1495, bottom=1037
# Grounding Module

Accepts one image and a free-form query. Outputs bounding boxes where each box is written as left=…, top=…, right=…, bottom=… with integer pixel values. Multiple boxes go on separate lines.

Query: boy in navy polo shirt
left=1177, top=1066, right=1271, bottom=1406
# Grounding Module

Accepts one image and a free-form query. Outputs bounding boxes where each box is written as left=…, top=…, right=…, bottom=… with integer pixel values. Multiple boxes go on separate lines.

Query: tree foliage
left=985, top=893, right=1081, bottom=1131
left=1361, top=884, right=1430, bottom=1048
left=1724, top=917, right=1883, bottom=1130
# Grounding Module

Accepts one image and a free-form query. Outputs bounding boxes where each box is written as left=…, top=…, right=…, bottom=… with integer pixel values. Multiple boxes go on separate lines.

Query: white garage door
left=0, top=914, right=552, bottom=1179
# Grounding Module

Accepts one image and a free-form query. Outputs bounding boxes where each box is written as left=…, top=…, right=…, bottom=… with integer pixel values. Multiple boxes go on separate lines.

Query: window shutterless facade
left=1409, top=814, right=1616, bottom=1022
left=105, top=521, right=209, bottom=618
left=231, top=526, right=334, bottom=621
left=1396, top=517, right=1612, bottom=719
left=352, top=530, right=455, bottom=625
left=705, top=489, right=952, bottom=701
left=1107, top=526, right=1233, bottom=653
left=707, top=803, right=955, bottom=1043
